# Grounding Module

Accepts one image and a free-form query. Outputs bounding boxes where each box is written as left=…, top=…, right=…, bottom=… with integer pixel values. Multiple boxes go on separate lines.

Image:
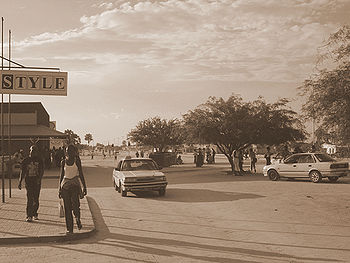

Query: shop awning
left=1, top=125, right=67, bottom=138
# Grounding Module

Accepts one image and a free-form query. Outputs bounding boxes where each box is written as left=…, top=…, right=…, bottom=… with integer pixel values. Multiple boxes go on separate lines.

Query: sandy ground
left=0, top=153, right=349, bottom=262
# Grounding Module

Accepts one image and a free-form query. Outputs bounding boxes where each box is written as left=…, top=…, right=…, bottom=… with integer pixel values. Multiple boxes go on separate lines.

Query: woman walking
left=59, top=145, right=87, bottom=235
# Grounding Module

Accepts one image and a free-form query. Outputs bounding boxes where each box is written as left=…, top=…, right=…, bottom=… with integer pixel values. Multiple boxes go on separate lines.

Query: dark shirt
left=20, top=157, right=44, bottom=185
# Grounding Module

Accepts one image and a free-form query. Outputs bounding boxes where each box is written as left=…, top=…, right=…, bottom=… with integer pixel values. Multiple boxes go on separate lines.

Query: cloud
left=13, top=0, right=345, bottom=84
left=10, top=0, right=349, bottom=142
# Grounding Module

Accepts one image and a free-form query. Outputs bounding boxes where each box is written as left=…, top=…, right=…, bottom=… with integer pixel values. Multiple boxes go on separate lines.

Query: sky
left=0, top=0, right=349, bottom=145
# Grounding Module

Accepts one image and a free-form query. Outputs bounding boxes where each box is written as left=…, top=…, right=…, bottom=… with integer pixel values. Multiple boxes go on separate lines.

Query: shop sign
left=1, top=70, right=67, bottom=96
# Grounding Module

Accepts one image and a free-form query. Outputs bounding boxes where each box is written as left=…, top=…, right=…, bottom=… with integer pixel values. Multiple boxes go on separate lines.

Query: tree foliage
left=300, top=25, right=350, bottom=144
left=64, top=129, right=81, bottom=145
left=84, top=133, right=93, bottom=145
left=183, top=95, right=305, bottom=171
left=128, top=117, right=184, bottom=152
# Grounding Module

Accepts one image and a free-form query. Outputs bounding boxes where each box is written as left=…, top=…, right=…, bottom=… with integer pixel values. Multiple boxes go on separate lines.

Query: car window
left=284, top=155, right=300, bottom=164
left=116, top=161, right=122, bottom=171
left=121, top=160, right=157, bottom=171
left=315, top=154, right=335, bottom=162
left=297, top=154, right=315, bottom=163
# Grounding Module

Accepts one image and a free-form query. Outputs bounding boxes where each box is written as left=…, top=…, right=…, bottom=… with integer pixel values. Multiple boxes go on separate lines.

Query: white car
left=263, top=153, right=349, bottom=183
left=113, top=157, right=168, bottom=197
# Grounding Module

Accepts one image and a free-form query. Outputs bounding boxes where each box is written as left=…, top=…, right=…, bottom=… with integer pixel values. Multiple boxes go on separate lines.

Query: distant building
left=0, top=102, right=67, bottom=155
left=322, top=143, right=337, bottom=155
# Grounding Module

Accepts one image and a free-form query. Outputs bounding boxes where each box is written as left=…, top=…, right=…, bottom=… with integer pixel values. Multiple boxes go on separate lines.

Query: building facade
left=0, top=102, right=67, bottom=155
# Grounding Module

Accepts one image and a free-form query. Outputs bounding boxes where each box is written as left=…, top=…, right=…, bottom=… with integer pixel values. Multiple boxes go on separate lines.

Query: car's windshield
left=121, top=160, right=157, bottom=171
left=314, top=154, right=335, bottom=162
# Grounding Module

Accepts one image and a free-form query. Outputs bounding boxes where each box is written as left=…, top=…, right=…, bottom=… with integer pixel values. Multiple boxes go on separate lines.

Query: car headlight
left=158, top=176, right=166, bottom=181
left=124, top=178, right=137, bottom=182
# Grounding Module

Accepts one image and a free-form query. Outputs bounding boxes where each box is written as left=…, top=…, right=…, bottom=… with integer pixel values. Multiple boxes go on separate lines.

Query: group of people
left=17, top=144, right=87, bottom=235
left=135, top=150, right=145, bottom=158
left=232, top=148, right=258, bottom=175
left=194, top=147, right=216, bottom=167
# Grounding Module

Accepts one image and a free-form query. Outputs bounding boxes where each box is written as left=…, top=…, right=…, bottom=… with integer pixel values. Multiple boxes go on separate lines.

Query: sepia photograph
left=0, top=0, right=349, bottom=262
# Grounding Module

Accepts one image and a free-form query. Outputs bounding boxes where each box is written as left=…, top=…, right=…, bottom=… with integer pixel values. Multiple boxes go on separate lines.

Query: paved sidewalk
left=0, top=188, right=95, bottom=244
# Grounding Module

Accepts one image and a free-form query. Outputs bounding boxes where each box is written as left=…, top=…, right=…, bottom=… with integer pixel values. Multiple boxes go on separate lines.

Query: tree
left=64, top=129, right=81, bottom=145
left=183, top=95, right=305, bottom=171
left=128, top=117, right=184, bottom=152
left=84, top=133, right=93, bottom=145
left=300, top=25, right=350, bottom=144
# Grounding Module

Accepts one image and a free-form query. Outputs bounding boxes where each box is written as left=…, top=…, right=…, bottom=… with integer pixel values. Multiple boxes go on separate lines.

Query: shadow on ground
left=129, top=188, right=265, bottom=203
left=75, top=197, right=340, bottom=263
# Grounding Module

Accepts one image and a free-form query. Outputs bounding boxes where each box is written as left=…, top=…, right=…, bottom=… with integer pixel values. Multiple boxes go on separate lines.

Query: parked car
left=263, top=153, right=349, bottom=183
left=113, top=157, right=168, bottom=197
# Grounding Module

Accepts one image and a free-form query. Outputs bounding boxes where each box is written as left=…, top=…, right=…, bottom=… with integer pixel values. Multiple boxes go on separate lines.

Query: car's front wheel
left=121, top=185, right=127, bottom=197
left=328, top=176, right=339, bottom=183
left=268, top=170, right=280, bottom=181
left=309, top=170, right=322, bottom=183
left=117, top=180, right=121, bottom=193
left=113, top=180, right=119, bottom=191
left=159, top=188, right=166, bottom=196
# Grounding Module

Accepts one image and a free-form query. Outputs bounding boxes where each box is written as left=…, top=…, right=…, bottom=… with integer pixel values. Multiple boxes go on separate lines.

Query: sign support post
left=1, top=16, right=4, bottom=203
left=8, top=29, right=11, bottom=198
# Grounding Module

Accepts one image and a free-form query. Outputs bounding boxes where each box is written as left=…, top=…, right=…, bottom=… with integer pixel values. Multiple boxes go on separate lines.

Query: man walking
left=18, top=145, right=44, bottom=222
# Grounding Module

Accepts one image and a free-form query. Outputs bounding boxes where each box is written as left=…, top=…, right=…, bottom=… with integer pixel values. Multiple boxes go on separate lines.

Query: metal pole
left=8, top=29, right=11, bottom=198
left=1, top=17, right=5, bottom=203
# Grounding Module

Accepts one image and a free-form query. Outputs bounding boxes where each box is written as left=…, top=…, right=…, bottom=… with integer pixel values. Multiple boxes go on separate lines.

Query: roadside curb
left=0, top=229, right=97, bottom=245
left=0, top=196, right=96, bottom=245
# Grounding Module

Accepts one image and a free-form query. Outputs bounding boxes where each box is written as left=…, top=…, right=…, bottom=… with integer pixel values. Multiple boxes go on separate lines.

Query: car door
left=293, top=154, right=315, bottom=177
left=278, top=154, right=301, bottom=177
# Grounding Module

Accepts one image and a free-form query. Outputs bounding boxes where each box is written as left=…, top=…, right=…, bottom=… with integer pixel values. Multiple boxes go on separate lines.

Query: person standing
left=249, top=148, right=257, bottom=173
left=196, top=148, right=204, bottom=167
left=233, top=150, right=241, bottom=175
left=59, top=145, right=87, bottom=235
left=264, top=146, right=273, bottom=165
left=211, top=148, right=216, bottom=163
left=281, top=145, right=290, bottom=159
left=238, top=149, right=244, bottom=172
left=18, top=145, right=44, bottom=222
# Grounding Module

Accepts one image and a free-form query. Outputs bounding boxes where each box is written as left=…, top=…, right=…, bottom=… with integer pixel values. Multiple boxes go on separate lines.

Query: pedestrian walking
left=58, top=145, right=87, bottom=235
left=136, top=151, right=139, bottom=158
left=18, top=145, right=44, bottom=222
left=249, top=148, right=257, bottom=173
left=140, top=150, right=144, bottom=158
left=264, top=146, right=273, bottom=165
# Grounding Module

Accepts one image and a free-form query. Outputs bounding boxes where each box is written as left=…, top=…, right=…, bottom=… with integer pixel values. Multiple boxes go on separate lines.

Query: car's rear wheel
left=328, top=176, right=339, bottom=183
left=309, top=170, right=322, bottom=183
left=159, top=188, right=166, bottom=196
left=268, top=170, right=280, bottom=181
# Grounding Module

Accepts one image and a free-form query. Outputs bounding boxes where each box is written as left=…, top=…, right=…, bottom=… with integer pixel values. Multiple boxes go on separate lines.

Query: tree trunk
left=227, top=155, right=235, bottom=172
left=215, top=143, right=235, bottom=171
